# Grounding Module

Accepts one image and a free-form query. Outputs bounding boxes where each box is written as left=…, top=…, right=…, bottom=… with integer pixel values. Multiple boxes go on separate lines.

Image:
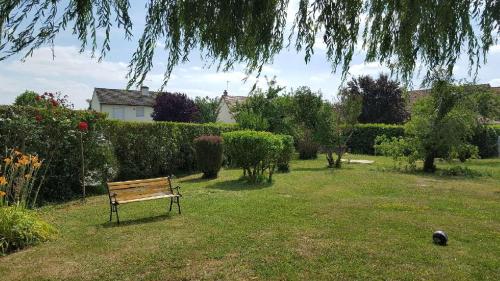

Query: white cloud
left=348, top=62, right=389, bottom=77
left=488, top=78, right=500, bottom=86
left=0, top=46, right=165, bottom=108
left=490, top=45, right=500, bottom=54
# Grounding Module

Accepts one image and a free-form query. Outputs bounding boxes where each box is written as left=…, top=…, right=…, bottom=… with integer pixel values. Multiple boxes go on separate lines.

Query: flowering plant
left=0, top=149, right=43, bottom=208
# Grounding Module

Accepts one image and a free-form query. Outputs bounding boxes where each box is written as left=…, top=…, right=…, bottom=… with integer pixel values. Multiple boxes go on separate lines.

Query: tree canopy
left=343, top=74, right=409, bottom=124
left=1, top=1, right=498, bottom=88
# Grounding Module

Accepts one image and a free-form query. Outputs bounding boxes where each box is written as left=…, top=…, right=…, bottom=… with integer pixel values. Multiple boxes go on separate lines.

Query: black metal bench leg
left=109, top=204, right=113, bottom=222
left=115, top=204, right=120, bottom=224
left=169, top=197, right=173, bottom=212
left=177, top=197, right=181, bottom=214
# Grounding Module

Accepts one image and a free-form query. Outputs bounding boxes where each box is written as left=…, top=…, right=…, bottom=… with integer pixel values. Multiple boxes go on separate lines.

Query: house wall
left=100, top=104, right=154, bottom=121
left=90, top=92, right=101, bottom=112
left=216, top=100, right=236, bottom=123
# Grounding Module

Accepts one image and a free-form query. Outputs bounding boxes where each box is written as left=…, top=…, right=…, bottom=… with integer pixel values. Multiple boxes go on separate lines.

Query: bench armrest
left=173, top=185, right=182, bottom=197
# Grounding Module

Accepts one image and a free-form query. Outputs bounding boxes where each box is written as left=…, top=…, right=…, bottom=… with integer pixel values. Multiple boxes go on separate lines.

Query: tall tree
left=194, top=96, right=220, bottom=123
left=14, top=90, right=43, bottom=107
left=344, top=74, right=409, bottom=124
left=406, top=78, right=478, bottom=172
left=1, top=1, right=498, bottom=87
left=152, top=92, right=199, bottom=122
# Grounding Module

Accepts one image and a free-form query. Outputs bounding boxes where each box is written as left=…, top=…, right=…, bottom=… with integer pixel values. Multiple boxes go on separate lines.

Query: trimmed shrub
left=470, top=126, right=498, bottom=158
left=194, top=135, right=224, bottom=178
left=104, top=121, right=237, bottom=180
left=277, top=135, right=294, bottom=172
left=223, top=130, right=290, bottom=183
left=0, top=207, right=56, bottom=255
left=0, top=106, right=117, bottom=204
left=348, top=123, right=405, bottom=155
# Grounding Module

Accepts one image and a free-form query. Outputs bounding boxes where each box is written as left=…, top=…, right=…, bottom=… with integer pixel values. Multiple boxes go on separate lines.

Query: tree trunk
left=423, top=153, right=436, bottom=173
left=326, top=151, right=335, bottom=168
left=334, top=153, right=342, bottom=168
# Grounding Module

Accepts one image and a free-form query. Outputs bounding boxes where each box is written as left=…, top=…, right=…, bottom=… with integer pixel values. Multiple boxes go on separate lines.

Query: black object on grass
left=433, top=230, right=448, bottom=246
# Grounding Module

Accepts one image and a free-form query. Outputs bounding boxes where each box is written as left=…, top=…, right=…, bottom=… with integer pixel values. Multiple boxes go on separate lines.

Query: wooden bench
left=106, top=176, right=182, bottom=224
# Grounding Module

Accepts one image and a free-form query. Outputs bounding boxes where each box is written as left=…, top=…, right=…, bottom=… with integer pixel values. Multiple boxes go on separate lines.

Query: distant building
left=407, top=83, right=500, bottom=106
left=90, top=86, right=156, bottom=121
left=216, top=90, right=247, bottom=123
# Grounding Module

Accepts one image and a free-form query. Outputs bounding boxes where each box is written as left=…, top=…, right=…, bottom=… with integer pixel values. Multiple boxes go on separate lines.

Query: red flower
left=78, top=121, right=89, bottom=132
left=35, top=115, right=43, bottom=122
left=50, top=99, right=59, bottom=107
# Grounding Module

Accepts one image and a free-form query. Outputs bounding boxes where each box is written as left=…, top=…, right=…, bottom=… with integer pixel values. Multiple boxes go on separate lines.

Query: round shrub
left=0, top=207, right=56, bottom=255
left=223, top=130, right=287, bottom=183
left=194, top=135, right=224, bottom=178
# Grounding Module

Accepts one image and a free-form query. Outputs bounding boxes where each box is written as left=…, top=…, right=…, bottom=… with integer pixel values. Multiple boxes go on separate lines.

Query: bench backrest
left=107, top=177, right=173, bottom=202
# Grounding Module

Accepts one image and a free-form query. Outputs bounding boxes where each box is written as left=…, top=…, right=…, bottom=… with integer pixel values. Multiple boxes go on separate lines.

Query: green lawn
left=1, top=155, right=499, bottom=280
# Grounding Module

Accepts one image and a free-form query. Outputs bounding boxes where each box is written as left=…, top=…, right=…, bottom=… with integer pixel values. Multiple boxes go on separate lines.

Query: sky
left=1, top=1, right=500, bottom=109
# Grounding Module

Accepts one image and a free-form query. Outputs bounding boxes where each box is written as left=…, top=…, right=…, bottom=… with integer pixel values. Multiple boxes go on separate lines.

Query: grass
left=1, top=155, right=499, bottom=280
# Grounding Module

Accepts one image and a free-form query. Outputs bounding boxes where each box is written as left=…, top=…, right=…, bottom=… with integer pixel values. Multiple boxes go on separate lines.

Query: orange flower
left=18, top=156, right=30, bottom=166
left=0, top=176, right=7, bottom=186
left=0, top=191, right=6, bottom=197
left=33, top=162, right=42, bottom=168
left=13, top=150, right=22, bottom=156
left=3, top=157, right=12, bottom=165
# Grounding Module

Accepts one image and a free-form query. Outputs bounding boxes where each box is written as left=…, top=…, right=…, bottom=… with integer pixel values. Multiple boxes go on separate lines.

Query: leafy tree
left=289, top=87, right=324, bottom=159
left=406, top=79, right=478, bottom=172
left=194, top=96, right=220, bottom=123
left=234, top=77, right=296, bottom=135
left=152, top=92, right=199, bottom=122
left=315, top=91, right=362, bottom=168
left=14, top=91, right=43, bottom=107
left=343, top=74, right=409, bottom=124
left=2, top=1, right=496, bottom=87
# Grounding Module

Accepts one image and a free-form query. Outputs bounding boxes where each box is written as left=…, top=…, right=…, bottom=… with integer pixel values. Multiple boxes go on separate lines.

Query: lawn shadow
left=179, top=177, right=216, bottom=184
left=292, top=166, right=332, bottom=172
left=101, top=213, right=173, bottom=228
left=205, top=179, right=273, bottom=191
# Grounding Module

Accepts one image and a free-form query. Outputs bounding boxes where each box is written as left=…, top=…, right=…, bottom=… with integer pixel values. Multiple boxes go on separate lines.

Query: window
left=112, top=106, right=125, bottom=120
left=136, top=106, right=145, bottom=117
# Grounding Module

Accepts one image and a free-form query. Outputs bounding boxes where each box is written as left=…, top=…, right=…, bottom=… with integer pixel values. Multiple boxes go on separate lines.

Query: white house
left=216, top=90, right=247, bottom=123
left=90, top=86, right=156, bottom=121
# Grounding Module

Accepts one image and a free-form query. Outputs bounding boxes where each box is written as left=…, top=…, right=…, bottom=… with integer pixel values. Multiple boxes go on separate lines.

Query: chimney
left=141, top=85, right=149, bottom=96
left=223, top=90, right=228, bottom=96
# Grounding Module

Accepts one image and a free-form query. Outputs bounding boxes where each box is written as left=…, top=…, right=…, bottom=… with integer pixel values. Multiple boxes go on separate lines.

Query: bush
left=297, top=129, right=319, bottom=159
left=277, top=135, right=294, bottom=172
left=438, top=166, right=484, bottom=178
left=0, top=106, right=116, bottom=204
left=105, top=121, right=237, bottom=180
left=0, top=207, right=56, bottom=255
left=471, top=126, right=498, bottom=158
left=194, top=135, right=224, bottom=178
left=223, top=130, right=290, bottom=183
left=348, top=123, right=405, bottom=154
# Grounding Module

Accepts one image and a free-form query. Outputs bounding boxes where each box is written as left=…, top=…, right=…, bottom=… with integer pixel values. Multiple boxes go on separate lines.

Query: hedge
left=0, top=106, right=116, bottom=203
left=104, top=120, right=237, bottom=180
left=348, top=123, right=499, bottom=157
left=348, top=124, right=405, bottom=155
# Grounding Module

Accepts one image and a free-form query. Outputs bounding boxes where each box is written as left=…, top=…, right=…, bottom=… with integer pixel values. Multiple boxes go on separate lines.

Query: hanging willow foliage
left=0, top=0, right=498, bottom=88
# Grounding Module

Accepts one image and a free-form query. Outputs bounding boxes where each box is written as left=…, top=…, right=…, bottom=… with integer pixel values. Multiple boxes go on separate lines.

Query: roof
left=221, top=94, right=247, bottom=108
left=407, top=84, right=500, bottom=105
left=94, top=88, right=157, bottom=106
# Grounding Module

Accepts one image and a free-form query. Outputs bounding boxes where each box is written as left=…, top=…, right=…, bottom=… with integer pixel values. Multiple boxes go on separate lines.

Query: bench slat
left=112, top=186, right=171, bottom=198
left=115, top=192, right=177, bottom=204
left=118, top=193, right=178, bottom=204
left=108, top=177, right=169, bottom=187
left=108, top=179, right=169, bottom=191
